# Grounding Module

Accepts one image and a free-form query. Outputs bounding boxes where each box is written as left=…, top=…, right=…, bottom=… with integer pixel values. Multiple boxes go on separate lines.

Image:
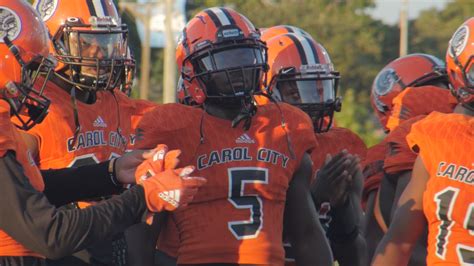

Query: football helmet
left=260, top=25, right=311, bottom=42
left=446, top=17, right=474, bottom=110
left=0, top=0, right=54, bottom=130
left=370, top=53, right=447, bottom=132
left=265, top=32, right=340, bottom=132
left=175, top=7, right=267, bottom=105
left=33, top=0, right=131, bottom=91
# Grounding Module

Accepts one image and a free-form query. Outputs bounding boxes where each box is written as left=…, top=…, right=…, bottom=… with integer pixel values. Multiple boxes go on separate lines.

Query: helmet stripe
left=284, top=25, right=294, bottom=33
left=220, top=8, right=236, bottom=25
left=204, top=9, right=222, bottom=28
left=86, top=0, right=97, bottom=16
left=100, top=0, right=110, bottom=16
left=304, top=35, right=320, bottom=64
left=209, top=7, right=231, bottom=26
left=92, top=0, right=106, bottom=17
left=295, top=34, right=316, bottom=65
left=286, top=34, right=308, bottom=65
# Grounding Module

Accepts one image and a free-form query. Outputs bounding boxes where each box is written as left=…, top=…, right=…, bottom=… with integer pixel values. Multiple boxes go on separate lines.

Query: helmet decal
left=448, top=25, right=469, bottom=58
left=34, top=0, right=58, bottom=21
left=0, top=7, right=21, bottom=43
left=374, top=68, right=398, bottom=96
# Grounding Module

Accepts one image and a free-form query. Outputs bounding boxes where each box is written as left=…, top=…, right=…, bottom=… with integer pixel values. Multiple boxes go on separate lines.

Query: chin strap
left=231, top=100, right=256, bottom=131
left=110, top=90, right=127, bottom=146
left=70, top=87, right=81, bottom=148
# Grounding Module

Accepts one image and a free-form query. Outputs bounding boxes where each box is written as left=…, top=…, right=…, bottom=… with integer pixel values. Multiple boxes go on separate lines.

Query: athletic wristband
left=108, top=158, right=120, bottom=186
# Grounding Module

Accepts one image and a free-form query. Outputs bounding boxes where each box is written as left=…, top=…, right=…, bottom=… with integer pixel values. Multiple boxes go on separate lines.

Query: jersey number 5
left=228, top=167, right=268, bottom=240
left=434, top=186, right=474, bottom=263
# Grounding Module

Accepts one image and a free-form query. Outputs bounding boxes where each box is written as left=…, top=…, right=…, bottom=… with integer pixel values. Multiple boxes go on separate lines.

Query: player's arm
left=371, top=156, right=428, bottom=265
left=0, top=151, right=147, bottom=259
left=41, top=149, right=153, bottom=206
left=386, top=170, right=428, bottom=266
left=285, top=153, right=333, bottom=266
left=328, top=158, right=367, bottom=266
left=0, top=148, right=205, bottom=260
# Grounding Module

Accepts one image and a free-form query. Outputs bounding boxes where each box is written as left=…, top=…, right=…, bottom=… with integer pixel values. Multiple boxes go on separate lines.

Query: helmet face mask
left=8, top=55, right=54, bottom=130
left=265, top=32, right=340, bottom=133
left=0, top=2, right=55, bottom=130
left=52, top=17, right=129, bottom=91
left=188, top=42, right=266, bottom=102
left=271, top=65, right=340, bottom=132
left=177, top=8, right=267, bottom=106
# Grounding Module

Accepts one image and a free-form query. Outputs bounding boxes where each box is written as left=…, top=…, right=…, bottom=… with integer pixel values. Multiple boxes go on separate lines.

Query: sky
left=369, top=0, right=450, bottom=25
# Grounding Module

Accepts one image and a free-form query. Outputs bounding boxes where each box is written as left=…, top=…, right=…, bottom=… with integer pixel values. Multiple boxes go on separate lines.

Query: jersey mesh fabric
left=407, top=112, right=474, bottom=265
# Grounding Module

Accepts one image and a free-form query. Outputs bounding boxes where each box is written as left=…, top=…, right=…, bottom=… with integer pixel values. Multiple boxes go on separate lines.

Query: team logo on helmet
left=374, top=68, right=398, bottom=96
left=0, top=7, right=21, bottom=43
left=448, top=25, right=469, bottom=58
left=34, top=0, right=58, bottom=21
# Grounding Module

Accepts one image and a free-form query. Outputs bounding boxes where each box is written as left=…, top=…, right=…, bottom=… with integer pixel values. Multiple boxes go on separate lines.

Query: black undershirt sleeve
left=41, top=162, right=123, bottom=207
left=0, top=151, right=147, bottom=260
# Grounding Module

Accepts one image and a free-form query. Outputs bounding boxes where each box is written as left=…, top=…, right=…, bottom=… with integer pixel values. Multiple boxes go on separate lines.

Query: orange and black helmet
left=370, top=53, right=447, bottom=132
left=265, top=32, right=340, bottom=132
left=446, top=17, right=474, bottom=110
left=0, top=0, right=55, bottom=130
left=33, top=0, right=131, bottom=91
left=176, top=7, right=267, bottom=106
left=260, top=25, right=311, bottom=43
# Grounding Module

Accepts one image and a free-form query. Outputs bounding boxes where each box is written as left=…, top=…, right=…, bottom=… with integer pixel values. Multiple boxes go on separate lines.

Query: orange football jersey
left=135, top=102, right=317, bottom=265
left=0, top=101, right=44, bottom=258
left=362, top=141, right=387, bottom=207
left=26, top=81, right=153, bottom=169
left=386, top=86, right=456, bottom=132
left=383, top=116, right=425, bottom=175
left=407, top=112, right=474, bottom=265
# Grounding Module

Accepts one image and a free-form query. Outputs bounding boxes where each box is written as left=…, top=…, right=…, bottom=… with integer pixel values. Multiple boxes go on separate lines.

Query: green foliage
left=335, top=88, right=384, bottom=147
left=410, top=0, right=474, bottom=59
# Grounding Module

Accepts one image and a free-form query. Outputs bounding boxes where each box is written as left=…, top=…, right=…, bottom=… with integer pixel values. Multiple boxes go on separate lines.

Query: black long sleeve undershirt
left=0, top=151, right=147, bottom=260
left=41, top=161, right=123, bottom=207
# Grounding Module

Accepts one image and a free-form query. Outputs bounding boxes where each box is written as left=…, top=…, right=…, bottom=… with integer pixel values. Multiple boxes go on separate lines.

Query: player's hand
left=134, top=144, right=181, bottom=183
left=139, top=166, right=206, bottom=212
left=114, top=146, right=162, bottom=184
left=135, top=145, right=206, bottom=212
left=311, top=150, right=355, bottom=207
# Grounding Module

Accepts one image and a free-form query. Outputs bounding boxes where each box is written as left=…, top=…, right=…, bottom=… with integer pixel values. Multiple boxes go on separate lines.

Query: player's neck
left=454, top=103, right=474, bottom=116
left=204, top=103, right=242, bottom=121
left=51, top=74, right=96, bottom=104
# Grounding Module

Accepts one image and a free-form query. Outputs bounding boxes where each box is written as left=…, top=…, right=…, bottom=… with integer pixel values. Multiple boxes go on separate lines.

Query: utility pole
left=119, top=2, right=156, bottom=100
left=399, top=0, right=409, bottom=56
left=163, top=0, right=176, bottom=103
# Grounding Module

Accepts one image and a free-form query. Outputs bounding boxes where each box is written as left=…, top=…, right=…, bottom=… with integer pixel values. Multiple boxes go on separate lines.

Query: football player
left=135, top=7, right=333, bottom=265
left=0, top=2, right=205, bottom=265
left=261, top=28, right=367, bottom=265
left=372, top=17, right=474, bottom=265
left=362, top=53, right=457, bottom=263
left=25, top=0, right=158, bottom=265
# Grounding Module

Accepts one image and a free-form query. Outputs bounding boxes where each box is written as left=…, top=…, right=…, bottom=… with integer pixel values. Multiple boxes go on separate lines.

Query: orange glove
left=136, top=144, right=206, bottom=212
left=135, top=144, right=181, bottom=183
